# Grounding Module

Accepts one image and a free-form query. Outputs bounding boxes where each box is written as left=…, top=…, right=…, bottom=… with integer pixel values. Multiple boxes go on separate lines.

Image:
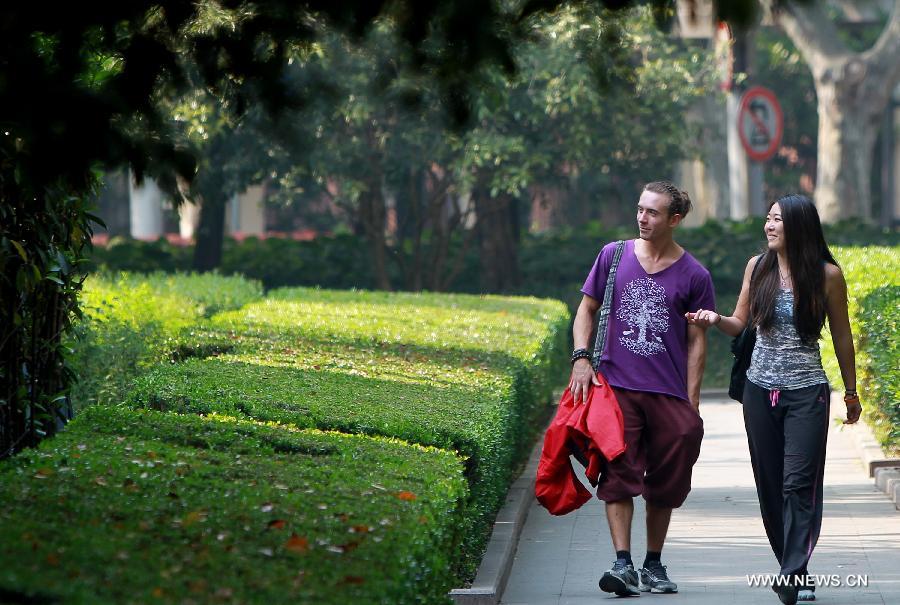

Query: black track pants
left=742, top=380, right=830, bottom=577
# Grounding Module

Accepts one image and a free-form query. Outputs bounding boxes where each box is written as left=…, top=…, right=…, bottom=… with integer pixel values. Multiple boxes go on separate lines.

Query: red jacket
left=535, top=380, right=626, bottom=515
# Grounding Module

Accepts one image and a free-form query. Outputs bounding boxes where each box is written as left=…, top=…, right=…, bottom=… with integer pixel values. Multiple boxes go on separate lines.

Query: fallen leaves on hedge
left=284, top=534, right=309, bottom=553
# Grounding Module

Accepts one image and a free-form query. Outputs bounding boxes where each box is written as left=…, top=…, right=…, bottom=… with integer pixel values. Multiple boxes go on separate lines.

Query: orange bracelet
left=843, top=393, right=860, bottom=404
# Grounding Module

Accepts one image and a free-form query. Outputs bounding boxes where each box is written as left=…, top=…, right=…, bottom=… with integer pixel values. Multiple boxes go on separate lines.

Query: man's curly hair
left=644, top=181, right=693, bottom=217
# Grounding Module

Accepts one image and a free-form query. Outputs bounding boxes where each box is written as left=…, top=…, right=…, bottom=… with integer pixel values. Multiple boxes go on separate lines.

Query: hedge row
left=858, top=285, right=899, bottom=454
left=5, top=276, right=569, bottom=603
left=127, top=288, right=570, bottom=580
left=88, top=219, right=898, bottom=295
left=0, top=406, right=467, bottom=605
left=820, top=246, right=899, bottom=454
left=68, top=272, right=263, bottom=409
left=87, top=219, right=898, bottom=388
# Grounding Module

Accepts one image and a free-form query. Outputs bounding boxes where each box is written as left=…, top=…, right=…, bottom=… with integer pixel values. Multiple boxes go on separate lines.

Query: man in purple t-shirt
left=570, top=181, right=715, bottom=597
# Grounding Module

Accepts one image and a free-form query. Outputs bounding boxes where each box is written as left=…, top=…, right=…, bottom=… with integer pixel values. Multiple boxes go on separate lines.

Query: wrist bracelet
left=843, top=393, right=860, bottom=404
left=571, top=348, right=591, bottom=365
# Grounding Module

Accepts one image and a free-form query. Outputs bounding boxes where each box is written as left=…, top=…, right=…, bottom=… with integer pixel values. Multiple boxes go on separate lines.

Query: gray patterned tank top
left=746, top=288, right=829, bottom=390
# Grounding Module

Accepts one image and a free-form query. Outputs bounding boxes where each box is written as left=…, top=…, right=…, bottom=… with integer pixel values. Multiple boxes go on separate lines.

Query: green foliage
left=0, top=406, right=467, bottom=604
left=47, top=271, right=572, bottom=591
left=454, top=4, right=717, bottom=206
left=126, top=287, right=569, bottom=580
left=247, top=288, right=568, bottom=354
left=857, top=286, right=900, bottom=455
left=820, top=246, right=900, bottom=454
left=0, top=0, right=780, bottom=459
left=96, top=236, right=193, bottom=273
left=1, top=179, right=98, bottom=456
left=87, top=222, right=898, bottom=389
left=68, top=272, right=262, bottom=409
left=258, top=5, right=719, bottom=291
left=163, top=80, right=315, bottom=271
left=117, top=271, right=264, bottom=316
left=222, top=235, right=375, bottom=290
left=820, top=246, right=900, bottom=386
left=93, top=221, right=898, bottom=298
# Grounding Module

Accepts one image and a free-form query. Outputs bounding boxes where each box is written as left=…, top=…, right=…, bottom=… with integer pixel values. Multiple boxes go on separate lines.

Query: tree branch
left=425, top=169, right=453, bottom=210
left=439, top=198, right=478, bottom=291
left=863, top=0, right=900, bottom=91
left=763, top=0, right=848, bottom=67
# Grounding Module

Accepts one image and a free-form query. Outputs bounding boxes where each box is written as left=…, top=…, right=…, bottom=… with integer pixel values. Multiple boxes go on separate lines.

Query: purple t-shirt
left=581, top=239, right=715, bottom=402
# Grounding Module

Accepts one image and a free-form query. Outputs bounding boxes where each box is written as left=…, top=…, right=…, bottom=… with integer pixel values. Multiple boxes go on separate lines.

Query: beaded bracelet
left=843, top=392, right=860, bottom=404
left=570, top=348, right=591, bottom=365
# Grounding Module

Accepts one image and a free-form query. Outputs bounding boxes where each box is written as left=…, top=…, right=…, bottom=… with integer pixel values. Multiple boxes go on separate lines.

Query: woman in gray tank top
left=685, top=194, right=861, bottom=605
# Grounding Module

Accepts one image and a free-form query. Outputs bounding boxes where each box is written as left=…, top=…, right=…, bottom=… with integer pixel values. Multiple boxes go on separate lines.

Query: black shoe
left=599, top=559, right=640, bottom=597
left=773, top=582, right=799, bottom=605
left=639, top=560, right=678, bottom=594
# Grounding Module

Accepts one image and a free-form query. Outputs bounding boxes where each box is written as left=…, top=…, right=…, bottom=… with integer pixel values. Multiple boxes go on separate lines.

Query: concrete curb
left=874, top=467, right=900, bottom=511
left=448, top=439, right=542, bottom=605
left=830, top=391, right=900, bottom=510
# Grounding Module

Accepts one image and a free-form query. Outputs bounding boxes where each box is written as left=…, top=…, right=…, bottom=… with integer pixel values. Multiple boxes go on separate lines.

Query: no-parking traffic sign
left=738, top=86, right=783, bottom=162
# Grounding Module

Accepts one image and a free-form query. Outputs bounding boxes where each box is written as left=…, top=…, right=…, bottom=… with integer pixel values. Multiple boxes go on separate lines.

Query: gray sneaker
left=639, top=561, right=678, bottom=594
left=599, top=559, right=640, bottom=597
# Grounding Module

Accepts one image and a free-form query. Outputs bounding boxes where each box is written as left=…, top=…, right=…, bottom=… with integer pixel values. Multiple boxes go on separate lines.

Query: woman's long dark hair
left=750, top=194, right=838, bottom=342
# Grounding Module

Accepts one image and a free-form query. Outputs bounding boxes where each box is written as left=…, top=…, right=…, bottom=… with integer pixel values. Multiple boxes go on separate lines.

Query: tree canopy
left=261, top=5, right=716, bottom=290
left=0, top=0, right=765, bottom=457
left=1, top=1, right=763, bottom=199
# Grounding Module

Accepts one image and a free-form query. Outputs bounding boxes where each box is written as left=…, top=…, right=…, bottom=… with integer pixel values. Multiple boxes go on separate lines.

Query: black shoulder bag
left=729, top=255, right=764, bottom=402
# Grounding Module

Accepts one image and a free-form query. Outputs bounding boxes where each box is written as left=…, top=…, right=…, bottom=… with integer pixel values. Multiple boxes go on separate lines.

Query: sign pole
left=727, top=93, right=749, bottom=220
left=749, top=161, right=765, bottom=216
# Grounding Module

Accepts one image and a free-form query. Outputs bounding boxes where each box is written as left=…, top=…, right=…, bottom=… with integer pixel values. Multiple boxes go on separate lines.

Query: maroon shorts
left=596, top=387, right=704, bottom=508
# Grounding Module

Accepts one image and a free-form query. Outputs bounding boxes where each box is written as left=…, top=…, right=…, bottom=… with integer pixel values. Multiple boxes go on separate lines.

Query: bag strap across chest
left=591, top=240, right=625, bottom=371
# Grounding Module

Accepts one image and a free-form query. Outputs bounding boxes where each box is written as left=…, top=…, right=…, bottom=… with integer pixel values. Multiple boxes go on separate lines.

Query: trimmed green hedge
left=68, top=272, right=262, bottom=408
left=858, top=285, right=899, bottom=455
left=89, top=220, right=898, bottom=295
left=0, top=406, right=467, bottom=605
left=127, top=288, right=570, bottom=579
left=86, top=220, right=898, bottom=389
left=820, top=246, right=899, bottom=454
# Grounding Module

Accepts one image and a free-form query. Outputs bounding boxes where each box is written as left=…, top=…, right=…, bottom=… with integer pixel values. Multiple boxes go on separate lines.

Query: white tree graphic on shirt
left=616, top=277, right=669, bottom=357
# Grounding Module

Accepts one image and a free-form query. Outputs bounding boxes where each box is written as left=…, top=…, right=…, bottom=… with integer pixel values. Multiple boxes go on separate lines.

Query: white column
left=128, top=168, right=164, bottom=239
left=178, top=201, right=200, bottom=240
left=727, top=93, right=750, bottom=219
left=236, top=184, right=266, bottom=235
left=225, top=193, right=238, bottom=234
left=675, top=159, right=708, bottom=227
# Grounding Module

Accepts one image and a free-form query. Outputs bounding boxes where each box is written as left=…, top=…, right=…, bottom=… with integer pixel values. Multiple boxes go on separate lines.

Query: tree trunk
left=406, top=169, right=425, bottom=291
left=764, top=0, right=900, bottom=223
left=0, top=286, right=26, bottom=457
left=193, top=196, right=226, bottom=272
left=814, top=68, right=880, bottom=223
left=359, top=190, right=392, bottom=291
left=474, top=188, right=521, bottom=292
left=424, top=173, right=456, bottom=292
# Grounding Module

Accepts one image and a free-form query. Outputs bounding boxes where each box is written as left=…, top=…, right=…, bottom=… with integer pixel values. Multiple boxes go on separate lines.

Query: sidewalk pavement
left=501, top=396, right=900, bottom=605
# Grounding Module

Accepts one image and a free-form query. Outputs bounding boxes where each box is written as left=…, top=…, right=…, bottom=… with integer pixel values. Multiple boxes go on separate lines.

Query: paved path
left=502, top=397, right=900, bottom=605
